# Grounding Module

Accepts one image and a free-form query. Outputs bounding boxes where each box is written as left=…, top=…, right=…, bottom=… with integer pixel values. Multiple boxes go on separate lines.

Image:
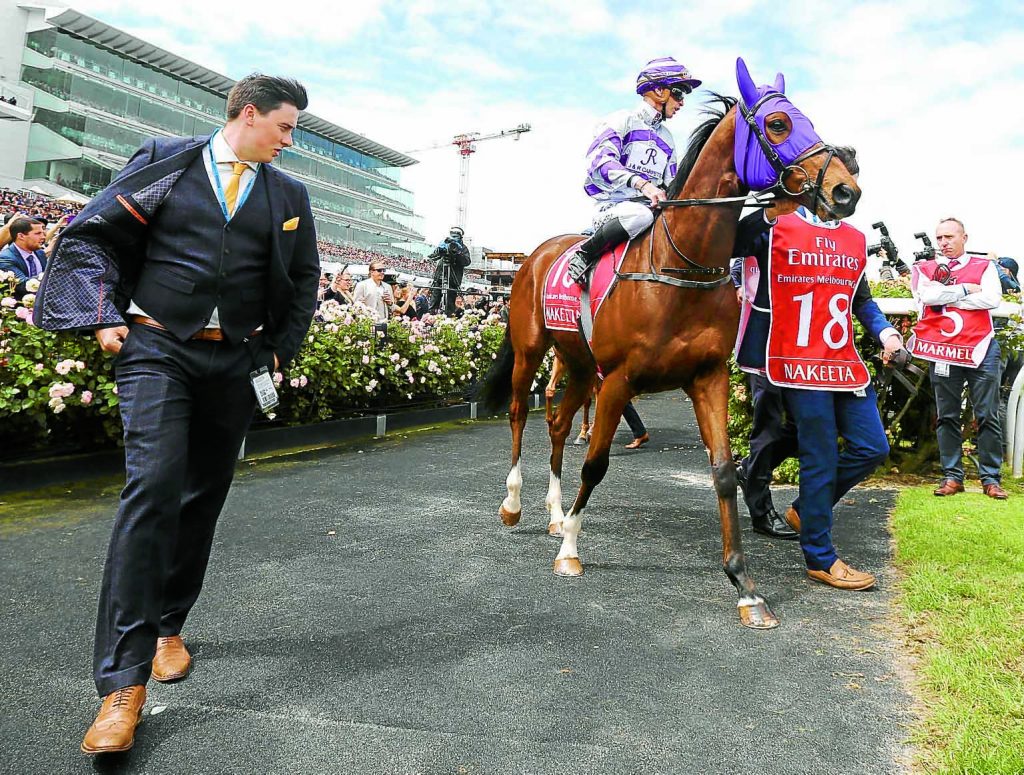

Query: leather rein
left=617, top=97, right=839, bottom=291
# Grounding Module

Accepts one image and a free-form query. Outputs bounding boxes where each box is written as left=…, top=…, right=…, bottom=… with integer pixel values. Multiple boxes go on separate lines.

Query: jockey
left=568, top=56, right=701, bottom=288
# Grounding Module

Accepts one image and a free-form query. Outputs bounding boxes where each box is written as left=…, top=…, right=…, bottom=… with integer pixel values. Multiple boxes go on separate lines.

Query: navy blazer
left=733, top=211, right=891, bottom=372
left=0, top=243, right=47, bottom=294
left=33, top=135, right=320, bottom=367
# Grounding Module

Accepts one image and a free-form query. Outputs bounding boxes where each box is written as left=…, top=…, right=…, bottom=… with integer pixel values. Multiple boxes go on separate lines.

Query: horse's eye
left=768, top=120, right=788, bottom=133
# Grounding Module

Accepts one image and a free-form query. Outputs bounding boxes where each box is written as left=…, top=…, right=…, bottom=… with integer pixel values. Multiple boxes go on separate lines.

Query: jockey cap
left=636, top=57, right=702, bottom=95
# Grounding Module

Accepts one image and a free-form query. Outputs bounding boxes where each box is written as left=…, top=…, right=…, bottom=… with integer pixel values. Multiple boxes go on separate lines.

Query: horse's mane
left=666, top=93, right=738, bottom=199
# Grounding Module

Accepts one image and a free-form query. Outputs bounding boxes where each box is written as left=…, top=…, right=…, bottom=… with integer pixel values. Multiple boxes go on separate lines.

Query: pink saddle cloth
left=542, top=240, right=628, bottom=332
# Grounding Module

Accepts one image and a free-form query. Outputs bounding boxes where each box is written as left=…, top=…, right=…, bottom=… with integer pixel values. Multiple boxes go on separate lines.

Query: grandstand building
left=0, top=5, right=426, bottom=257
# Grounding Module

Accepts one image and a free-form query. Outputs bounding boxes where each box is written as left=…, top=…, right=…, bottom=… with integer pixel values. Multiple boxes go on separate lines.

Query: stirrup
left=567, top=253, right=592, bottom=287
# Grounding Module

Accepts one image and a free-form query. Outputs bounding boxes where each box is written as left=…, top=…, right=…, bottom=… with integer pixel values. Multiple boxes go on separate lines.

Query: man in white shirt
left=352, top=261, right=394, bottom=323
left=909, top=217, right=1007, bottom=499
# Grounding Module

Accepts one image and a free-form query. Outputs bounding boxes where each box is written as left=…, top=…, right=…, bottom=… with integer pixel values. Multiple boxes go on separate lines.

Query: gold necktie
left=223, top=161, right=248, bottom=216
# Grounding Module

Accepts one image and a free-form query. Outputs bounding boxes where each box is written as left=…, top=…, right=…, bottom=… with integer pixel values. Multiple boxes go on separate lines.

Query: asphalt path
left=0, top=392, right=912, bottom=775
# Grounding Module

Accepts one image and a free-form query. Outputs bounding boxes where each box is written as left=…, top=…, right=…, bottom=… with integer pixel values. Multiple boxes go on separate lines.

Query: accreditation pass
left=250, top=366, right=279, bottom=413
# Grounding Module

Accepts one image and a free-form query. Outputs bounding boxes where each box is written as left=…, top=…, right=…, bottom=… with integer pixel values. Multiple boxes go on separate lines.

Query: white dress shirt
left=352, top=278, right=393, bottom=323
left=914, top=254, right=1002, bottom=311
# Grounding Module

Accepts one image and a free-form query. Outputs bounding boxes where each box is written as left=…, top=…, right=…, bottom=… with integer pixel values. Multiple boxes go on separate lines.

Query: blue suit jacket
left=733, top=212, right=890, bottom=372
left=0, top=243, right=47, bottom=295
left=33, top=135, right=320, bottom=366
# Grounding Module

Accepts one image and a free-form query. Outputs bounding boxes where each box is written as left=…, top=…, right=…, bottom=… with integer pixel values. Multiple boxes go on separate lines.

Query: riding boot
left=567, top=220, right=629, bottom=288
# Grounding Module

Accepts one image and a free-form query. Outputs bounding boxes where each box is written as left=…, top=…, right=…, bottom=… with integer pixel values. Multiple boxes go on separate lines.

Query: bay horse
left=479, top=59, right=861, bottom=630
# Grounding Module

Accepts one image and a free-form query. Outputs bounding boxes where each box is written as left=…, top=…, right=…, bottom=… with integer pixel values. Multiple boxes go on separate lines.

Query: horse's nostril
left=833, top=183, right=854, bottom=206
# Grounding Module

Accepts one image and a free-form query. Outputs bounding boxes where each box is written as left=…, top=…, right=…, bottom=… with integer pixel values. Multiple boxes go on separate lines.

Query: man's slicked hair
left=938, top=216, right=966, bottom=233
left=226, top=74, right=308, bottom=119
left=9, top=217, right=43, bottom=240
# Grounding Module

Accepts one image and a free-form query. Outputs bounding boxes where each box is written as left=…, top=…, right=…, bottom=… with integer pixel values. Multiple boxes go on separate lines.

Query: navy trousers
left=94, top=324, right=262, bottom=695
left=781, top=384, right=889, bottom=571
left=621, top=401, right=647, bottom=439
left=930, top=340, right=1003, bottom=486
left=741, top=374, right=798, bottom=518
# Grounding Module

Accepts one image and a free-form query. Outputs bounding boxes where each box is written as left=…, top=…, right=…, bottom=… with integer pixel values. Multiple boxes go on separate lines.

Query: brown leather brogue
left=984, top=483, right=1009, bottom=500
left=784, top=506, right=801, bottom=533
left=151, top=635, right=191, bottom=682
left=81, top=685, right=146, bottom=754
left=624, top=432, right=649, bottom=449
left=807, top=559, right=876, bottom=591
left=933, top=479, right=965, bottom=496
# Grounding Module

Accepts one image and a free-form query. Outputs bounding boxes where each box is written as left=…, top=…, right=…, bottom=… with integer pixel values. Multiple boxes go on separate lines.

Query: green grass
left=892, top=476, right=1024, bottom=774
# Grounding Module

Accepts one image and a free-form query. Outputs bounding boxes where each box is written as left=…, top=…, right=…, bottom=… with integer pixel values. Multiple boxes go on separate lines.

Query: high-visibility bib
left=765, top=214, right=870, bottom=391
left=907, top=257, right=993, bottom=368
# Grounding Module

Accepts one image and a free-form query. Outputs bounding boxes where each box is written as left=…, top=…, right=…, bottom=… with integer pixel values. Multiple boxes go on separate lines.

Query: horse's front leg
left=688, top=364, right=779, bottom=629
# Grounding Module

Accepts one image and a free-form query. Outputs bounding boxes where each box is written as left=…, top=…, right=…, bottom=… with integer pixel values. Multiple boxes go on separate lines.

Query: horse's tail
left=477, top=328, right=515, bottom=412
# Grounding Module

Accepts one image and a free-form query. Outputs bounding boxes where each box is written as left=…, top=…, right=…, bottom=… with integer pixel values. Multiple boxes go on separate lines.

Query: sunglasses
left=669, top=85, right=692, bottom=100
left=371, top=267, right=385, bottom=272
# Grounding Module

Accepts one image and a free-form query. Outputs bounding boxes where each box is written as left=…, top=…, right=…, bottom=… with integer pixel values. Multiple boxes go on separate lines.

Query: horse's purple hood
left=733, top=57, right=822, bottom=190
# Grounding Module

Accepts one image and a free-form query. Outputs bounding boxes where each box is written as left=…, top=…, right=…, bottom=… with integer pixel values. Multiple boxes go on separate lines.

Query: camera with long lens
left=867, top=221, right=907, bottom=280
left=913, top=232, right=936, bottom=262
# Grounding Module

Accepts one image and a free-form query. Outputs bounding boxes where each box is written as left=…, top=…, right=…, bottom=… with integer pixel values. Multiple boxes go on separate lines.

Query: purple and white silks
left=733, top=57, right=823, bottom=191
left=583, top=102, right=677, bottom=203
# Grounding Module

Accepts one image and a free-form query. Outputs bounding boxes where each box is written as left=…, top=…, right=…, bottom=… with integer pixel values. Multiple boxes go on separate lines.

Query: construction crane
left=405, top=123, right=531, bottom=232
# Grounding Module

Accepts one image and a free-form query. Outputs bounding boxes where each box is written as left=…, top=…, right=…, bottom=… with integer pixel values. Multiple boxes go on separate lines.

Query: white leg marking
left=555, top=510, right=582, bottom=560
left=545, top=471, right=564, bottom=521
left=501, top=460, right=522, bottom=514
left=737, top=593, right=765, bottom=608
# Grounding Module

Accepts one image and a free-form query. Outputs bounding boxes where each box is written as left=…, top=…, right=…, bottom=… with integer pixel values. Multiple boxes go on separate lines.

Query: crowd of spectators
left=316, top=239, right=486, bottom=281
left=1, top=189, right=85, bottom=286
left=1, top=188, right=84, bottom=226
left=316, top=263, right=509, bottom=324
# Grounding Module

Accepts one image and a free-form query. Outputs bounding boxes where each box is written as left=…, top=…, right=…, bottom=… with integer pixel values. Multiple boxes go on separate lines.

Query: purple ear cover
left=733, top=57, right=824, bottom=190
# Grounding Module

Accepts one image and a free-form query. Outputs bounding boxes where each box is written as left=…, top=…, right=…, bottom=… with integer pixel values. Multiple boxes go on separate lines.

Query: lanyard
left=208, top=130, right=258, bottom=221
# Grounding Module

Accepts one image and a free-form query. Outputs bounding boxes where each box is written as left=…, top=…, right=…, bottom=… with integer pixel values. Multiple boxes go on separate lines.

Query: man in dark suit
left=0, top=217, right=48, bottom=296
left=34, top=74, right=320, bottom=755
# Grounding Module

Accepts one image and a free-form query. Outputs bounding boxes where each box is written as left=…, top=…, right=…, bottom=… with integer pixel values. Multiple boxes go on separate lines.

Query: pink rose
left=81, top=390, right=93, bottom=405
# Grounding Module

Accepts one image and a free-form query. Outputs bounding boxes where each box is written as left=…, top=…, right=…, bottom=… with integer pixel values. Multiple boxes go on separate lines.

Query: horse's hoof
left=738, top=600, right=779, bottom=630
left=547, top=521, right=563, bottom=537
left=573, top=436, right=588, bottom=446
left=499, top=504, right=521, bottom=527
left=553, top=557, right=584, bottom=577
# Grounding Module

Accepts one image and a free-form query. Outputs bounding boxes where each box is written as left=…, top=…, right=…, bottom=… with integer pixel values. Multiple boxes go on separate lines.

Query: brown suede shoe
left=151, top=635, right=191, bottom=683
left=81, top=685, right=146, bottom=754
left=784, top=506, right=801, bottom=533
left=933, top=479, right=965, bottom=496
left=984, top=483, right=1009, bottom=500
left=624, top=432, right=649, bottom=449
left=807, top=559, right=876, bottom=591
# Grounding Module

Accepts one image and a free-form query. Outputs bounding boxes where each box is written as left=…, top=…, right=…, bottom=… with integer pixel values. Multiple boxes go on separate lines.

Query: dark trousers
left=428, top=264, right=461, bottom=315
left=930, top=340, right=1003, bottom=485
left=94, top=324, right=259, bottom=696
left=621, top=401, right=646, bottom=438
left=741, top=374, right=798, bottom=518
left=782, top=384, right=889, bottom=570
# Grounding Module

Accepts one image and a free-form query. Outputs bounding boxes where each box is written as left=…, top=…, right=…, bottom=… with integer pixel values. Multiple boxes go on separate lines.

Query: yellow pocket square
left=282, top=217, right=300, bottom=231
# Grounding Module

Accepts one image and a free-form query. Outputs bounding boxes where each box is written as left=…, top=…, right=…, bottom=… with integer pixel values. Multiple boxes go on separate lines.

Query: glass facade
left=21, top=27, right=425, bottom=256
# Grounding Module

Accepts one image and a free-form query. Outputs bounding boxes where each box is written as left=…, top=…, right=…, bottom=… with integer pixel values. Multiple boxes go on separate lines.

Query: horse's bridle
left=736, top=91, right=841, bottom=220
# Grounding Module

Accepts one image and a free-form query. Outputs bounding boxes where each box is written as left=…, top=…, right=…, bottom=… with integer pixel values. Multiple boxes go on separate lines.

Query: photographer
left=428, top=226, right=471, bottom=315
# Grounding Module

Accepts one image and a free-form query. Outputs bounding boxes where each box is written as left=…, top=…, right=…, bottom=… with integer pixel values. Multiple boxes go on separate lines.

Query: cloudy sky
left=71, top=0, right=1024, bottom=260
